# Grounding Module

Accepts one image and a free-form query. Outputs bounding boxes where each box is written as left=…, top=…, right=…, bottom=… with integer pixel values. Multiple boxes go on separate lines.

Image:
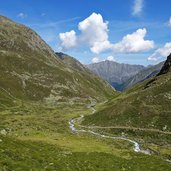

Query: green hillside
left=84, top=54, right=171, bottom=130
left=0, top=15, right=171, bottom=170
left=0, top=15, right=115, bottom=108
left=1, top=103, right=171, bottom=171
left=81, top=54, right=171, bottom=164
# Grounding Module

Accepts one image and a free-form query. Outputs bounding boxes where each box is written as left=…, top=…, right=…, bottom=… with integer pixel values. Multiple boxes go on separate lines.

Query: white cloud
left=17, top=13, right=27, bottom=19
left=106, top=56, right=116, bottom=62
left=78, top=13, right=112, bottom=54
left=59, top=13, right=112, bottom=54
left=92, top=57, right=100, bottom=63
left=112, top=28, right=154, bottom=53
left=58, top=13, right=154, bottom=55
left=169, top=17, right=171, bottom=27
left=148, top=42, right=171, bottom=61
left=147, top=56, right=159, bottom=61
left=59, top=30, right=77, bottom=49
left=132, top=0, right=144, bottom=16
left=90, top=40, right=112, bottom=54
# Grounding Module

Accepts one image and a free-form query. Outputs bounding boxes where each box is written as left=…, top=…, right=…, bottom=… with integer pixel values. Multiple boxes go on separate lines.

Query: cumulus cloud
left=106, top=56, right=116, bottom=61
left=148, top=42, right=171, bottom=61
left=59, top=30, right=77, bottom=49
left=90, top=41, right=112, bottom=54
left=59, top=13, right=154, bottom=55
left=92, top=57, right=100, bottom=63
left=132, top=0, right=144, bottom=16
left=112, top=28, right=154, bottom=53
left=169, top=17, right=171, bottom=27
left=78, top=13, right=112, bottom=54
left=17, top=13, right=27, bottom=19
left=59, top=13, right=112, bottom=54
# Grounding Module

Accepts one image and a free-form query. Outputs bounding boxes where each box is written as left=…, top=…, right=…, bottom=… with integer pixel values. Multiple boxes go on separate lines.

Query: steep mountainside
left=122, top=61, right=164, bottom=90
left=55, top=52, right=87, bottom=72
left=158, top=53, right=171, bottom=75
left=0, top=16, right=115, bottom=107
left=84, top=54, right=171, bottom=131
left=86, top=61, right=144, bottom=90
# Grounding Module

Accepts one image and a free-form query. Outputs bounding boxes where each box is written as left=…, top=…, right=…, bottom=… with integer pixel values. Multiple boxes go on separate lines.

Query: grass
left=0, top=15, right=171, bottom=170
left=0, top=101, right=171, bottom=170
left=89, top=126, right=171, bottom=159
left=0, top=15, right=116, bottom=104
left=1, top=135, right=171, bottom=171
left=80, top=71, right=171, bottom=169
left=83, top=72, right=171, bottom=131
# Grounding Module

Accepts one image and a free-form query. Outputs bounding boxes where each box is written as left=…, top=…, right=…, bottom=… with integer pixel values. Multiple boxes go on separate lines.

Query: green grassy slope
left=1, top=137, right=171, bottom=171
left=0, top=15, right=115, bottom=107
left=81, top=55, right=171, bottom=164
left=83, top=54, right=171, bottom=131
left=1, top=103, right=171, bottom=170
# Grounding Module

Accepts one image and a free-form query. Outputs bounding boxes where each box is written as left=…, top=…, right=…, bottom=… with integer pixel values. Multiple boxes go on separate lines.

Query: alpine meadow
left=0, top=0, right=171, bottom=170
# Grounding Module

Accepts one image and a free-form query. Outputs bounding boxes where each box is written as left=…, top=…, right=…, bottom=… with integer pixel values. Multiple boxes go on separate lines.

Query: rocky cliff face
left=158, top=53, right=171, bottom=75
left=144, top=53, right=171, bottom=89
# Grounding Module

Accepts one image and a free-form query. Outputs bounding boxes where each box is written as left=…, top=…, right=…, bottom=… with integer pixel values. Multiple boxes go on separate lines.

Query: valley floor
left=0, top=101, right=171, bottom=171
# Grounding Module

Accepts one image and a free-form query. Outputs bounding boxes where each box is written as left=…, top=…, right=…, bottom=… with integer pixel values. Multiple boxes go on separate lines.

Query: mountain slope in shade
left=122, top=61, right=164, bottom=90
left=158, top=53, right=171, bottom=75
left=86, top=60, right=144, bottom=91
left=55, top=52, right=87, bottom=72
left=83, top=53, right=171, bottom=131
left=0, top=15, right=115, bottom=107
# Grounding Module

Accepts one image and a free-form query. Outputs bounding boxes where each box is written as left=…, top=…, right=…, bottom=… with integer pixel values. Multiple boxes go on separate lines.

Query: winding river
left=69, top=104, right=171, bottom=163
left=69, top=115, right=150, bottom=155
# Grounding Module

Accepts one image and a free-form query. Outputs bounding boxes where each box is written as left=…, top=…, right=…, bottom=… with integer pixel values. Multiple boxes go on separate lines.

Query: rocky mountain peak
left=158, top=53, right=171, bottom=76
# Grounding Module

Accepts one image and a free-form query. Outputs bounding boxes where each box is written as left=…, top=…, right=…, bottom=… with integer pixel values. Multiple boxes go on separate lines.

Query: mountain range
left=86, top=61, right=144, bottom=90
left=86, top=60, right=164, bottom=91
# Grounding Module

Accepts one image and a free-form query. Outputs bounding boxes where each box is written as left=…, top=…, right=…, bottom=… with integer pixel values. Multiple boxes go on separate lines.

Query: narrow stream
left=69, top=115, right=150, bottom=155
left=69, top=110, right=171, bottom=163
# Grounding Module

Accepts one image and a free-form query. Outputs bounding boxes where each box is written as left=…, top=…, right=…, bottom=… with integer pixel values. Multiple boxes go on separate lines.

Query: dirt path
left=68, top=107, right=171, bottom=163
left=79, top=125, right=171, bottom=135
left=69, top=115, right=150, bottom=154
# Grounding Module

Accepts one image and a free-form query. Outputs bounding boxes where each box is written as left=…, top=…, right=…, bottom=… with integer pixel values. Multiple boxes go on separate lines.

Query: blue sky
left=0, top=0, right=171, bottom=66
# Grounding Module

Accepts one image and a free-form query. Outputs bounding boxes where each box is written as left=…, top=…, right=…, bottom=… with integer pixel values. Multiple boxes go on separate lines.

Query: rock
left=158, top=53, right=171, bottom=76
left=0, top=129, right=7, bottom=135
left=144, top=53, right=171, bottom=89
left=163, top=125, right=167, bottom=131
